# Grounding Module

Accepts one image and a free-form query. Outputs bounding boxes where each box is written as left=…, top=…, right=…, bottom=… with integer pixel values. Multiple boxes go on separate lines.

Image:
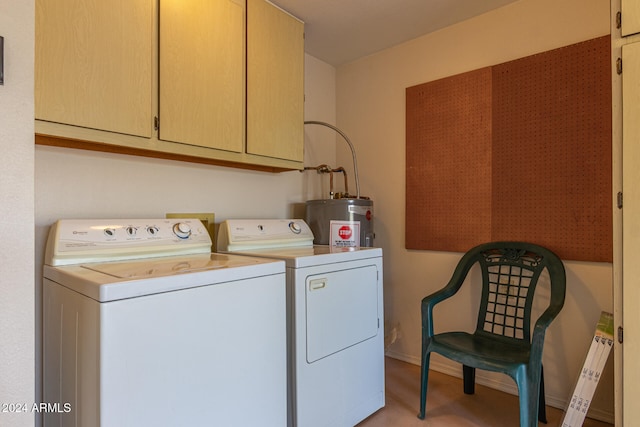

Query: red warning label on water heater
left=338, top=226, right=353, bottom=239
left=330, top=221, right=360, bottom=247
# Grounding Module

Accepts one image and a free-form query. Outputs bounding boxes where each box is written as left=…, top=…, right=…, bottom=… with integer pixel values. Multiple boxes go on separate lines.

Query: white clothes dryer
left=43, top=218, right=287, bottom=427
left=218, top=219, right=385, bottom=427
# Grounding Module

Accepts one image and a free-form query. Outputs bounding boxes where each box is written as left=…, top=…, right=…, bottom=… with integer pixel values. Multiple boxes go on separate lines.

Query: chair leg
left=538, top=365, right=547, bottom=424
left=463, top=364, right=475, bottom=394
left=515, top=365, right=542, bottom=427
left=418, top=353, right=431, bottom=419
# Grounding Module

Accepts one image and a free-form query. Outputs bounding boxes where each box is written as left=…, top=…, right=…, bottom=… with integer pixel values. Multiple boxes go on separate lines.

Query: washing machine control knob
left=173, top=222, right=192, bottom=239
left=289, top=221, right=302, bottom=234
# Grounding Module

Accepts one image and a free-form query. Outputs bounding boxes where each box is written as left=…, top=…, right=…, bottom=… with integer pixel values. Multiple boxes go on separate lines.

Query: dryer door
left=305, top=265, right=379, bottom=363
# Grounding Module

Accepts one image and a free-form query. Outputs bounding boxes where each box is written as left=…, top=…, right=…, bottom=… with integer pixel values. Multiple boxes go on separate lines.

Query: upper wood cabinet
left=622, top=0, right=640, bottom=37
left=35, top=0, right=304, bottom=171
left=35, top=0, right=154, bottom=138
left=247, top=0, right=304, bottom=162
left=159, top=0, right=245, bottom=153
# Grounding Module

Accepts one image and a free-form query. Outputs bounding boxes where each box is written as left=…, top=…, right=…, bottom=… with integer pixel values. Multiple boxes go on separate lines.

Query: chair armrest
left=421, top=285, right=457, bottom=308
left=531, top=262, right=566, bottom=356
left=421, top=254, right=477, bottom=337
left=530, top=300, right=564, bottom=361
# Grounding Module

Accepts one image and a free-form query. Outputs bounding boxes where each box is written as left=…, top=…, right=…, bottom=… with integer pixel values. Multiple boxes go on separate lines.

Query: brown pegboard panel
left=406, top=68, right=493, bottom=252
left=491, top=36, right=612, bottom=262
left=405, top=36, right=612, bottom=261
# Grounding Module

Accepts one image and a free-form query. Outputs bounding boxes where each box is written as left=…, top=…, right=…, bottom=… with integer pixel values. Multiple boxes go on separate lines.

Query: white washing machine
left=42, top=218, right=287, bottom=427
left=217, top=219, right=385, bottom=427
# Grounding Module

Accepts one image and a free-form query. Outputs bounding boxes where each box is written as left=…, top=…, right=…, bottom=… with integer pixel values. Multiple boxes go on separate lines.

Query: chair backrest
left=465, top=242, right=566, bottom=344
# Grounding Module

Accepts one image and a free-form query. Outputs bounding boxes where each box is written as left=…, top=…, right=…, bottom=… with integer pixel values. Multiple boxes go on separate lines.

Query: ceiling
left=269, top=0, right=521, bottom=66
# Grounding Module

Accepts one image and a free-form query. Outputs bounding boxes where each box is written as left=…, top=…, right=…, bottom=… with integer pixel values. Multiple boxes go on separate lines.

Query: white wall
left=335, top=0, right=614, bottom=421
left=33, top=53, right=337, bottom=424
left=0, top=1, right=35, bottom=426
left=301, top=54, right=340, bottom=198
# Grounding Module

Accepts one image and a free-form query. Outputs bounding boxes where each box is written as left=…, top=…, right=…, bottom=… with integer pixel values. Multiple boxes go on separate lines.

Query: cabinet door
left=623, top=41, right=640, bottom=425
left=35, top=0, right=153, bottom=138
left=622, top=0, right=640, bottom=37
left=247, top=0, right=304, bottom=162
left=159, top=0, right=245, bottom=153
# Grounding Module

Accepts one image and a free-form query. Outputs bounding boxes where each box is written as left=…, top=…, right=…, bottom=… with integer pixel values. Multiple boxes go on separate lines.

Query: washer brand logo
left=338, top=226, right=353, bottom=240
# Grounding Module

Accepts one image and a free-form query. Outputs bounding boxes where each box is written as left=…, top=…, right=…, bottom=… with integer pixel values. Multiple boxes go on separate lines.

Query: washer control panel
left=45, top=219, right=212, bottom=266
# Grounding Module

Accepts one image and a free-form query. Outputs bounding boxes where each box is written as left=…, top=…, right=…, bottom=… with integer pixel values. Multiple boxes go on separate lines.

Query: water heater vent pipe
left=304, top=120, right=361, bottom=199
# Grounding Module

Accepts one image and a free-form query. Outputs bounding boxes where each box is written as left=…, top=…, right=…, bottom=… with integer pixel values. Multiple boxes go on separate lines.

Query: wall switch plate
left=166, top=213, right=216, bottom=251
left=0, top=36, right=4, bottom=85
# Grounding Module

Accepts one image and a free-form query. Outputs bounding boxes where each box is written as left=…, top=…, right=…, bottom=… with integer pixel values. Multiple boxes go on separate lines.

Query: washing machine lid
left=44, top=253, right=284, bottom=302
left=83, top=253, right=234, bottom=279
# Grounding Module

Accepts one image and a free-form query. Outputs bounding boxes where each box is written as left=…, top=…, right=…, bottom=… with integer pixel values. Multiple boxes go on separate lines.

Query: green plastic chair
left=417, top=242, right=566, bottom=427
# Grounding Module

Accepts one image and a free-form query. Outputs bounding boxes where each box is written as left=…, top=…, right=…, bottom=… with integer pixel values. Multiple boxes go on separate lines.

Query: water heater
left=304, top=121, right=375, bottom=247
left=305, top=198, right=375, bottom=247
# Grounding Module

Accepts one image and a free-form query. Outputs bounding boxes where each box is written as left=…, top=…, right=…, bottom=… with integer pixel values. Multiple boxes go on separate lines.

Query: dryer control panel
left=218, top=219, right=314, bottom=252
left=45, top=218, right=212, bottom=266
